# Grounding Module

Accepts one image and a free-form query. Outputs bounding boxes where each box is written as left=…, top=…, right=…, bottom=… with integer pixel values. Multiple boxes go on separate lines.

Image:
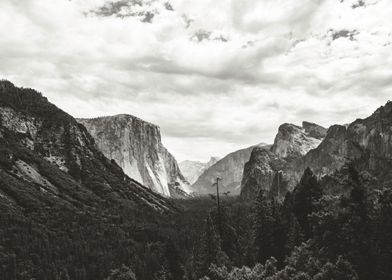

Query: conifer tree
left=292, top=167, right=322, bottom=238
left=163, top=239, right=183, bottom=280
left=252, top=189, right=275, bottom=264
left=196, top=216, right=224, bottom=278
left=374, top=189, right=392, bottom=280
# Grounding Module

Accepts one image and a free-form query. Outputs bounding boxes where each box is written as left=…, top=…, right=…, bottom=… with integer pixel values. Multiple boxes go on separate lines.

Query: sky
left=1, top=0, right=392, bottom=162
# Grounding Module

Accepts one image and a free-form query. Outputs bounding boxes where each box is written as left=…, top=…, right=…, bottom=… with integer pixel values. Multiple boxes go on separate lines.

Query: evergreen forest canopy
left=1, top=165, right=392, bottom=280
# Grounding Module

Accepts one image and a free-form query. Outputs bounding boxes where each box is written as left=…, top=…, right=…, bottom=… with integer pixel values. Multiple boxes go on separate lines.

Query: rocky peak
left=270, top=122, right=325, bottom=158
left=78, top=115, right=189, bottom=197
left=291, top=101, right=392, bottom=196
left=240, top=121, right=326, bottom=200
left=302, top=121, right=327, bottom=139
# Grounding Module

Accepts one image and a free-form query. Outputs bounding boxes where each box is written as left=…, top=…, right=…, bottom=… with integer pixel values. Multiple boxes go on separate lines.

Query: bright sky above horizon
left=1, top=0, right=391, bottom=162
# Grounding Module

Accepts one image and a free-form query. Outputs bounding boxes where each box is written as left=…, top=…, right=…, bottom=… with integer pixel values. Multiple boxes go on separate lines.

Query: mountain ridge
left=0, top=80, right=173, bottom=212
left=240, top=102, right=392, bottom=200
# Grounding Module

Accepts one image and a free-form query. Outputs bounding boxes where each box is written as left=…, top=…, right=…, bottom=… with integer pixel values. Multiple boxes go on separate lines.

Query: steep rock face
left=0, top=81, right=172, bottom=212
left=179, top=157, right=219, bottom=184
left=78, top=115, right=189, bottom=197
left=240, top=147, right=279, bottom=200
left=240, top=122, right=326, bottom=200
left=296, top=101, right=392, bottom=180
left=192, top=145, right=268, bottom=195
left=241, top=101, right=392, bottom=201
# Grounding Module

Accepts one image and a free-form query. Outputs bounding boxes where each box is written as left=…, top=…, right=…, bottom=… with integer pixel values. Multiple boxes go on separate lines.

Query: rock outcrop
left=0, top=80, right=172, bottom=212
left=192, top=144, right=268, bottom=195
left=240, top=122, right=327, bottom=200
left=78, top=115, right=189, bottom=197
left=179, top=157, right=220, bottom=184
left=271, top=122, right=326, bottom=158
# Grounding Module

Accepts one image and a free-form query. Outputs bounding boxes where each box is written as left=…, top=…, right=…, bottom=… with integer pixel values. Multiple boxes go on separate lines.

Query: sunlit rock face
left=240, top=122, right=326, bottom=200
left=271, top=122, right=326, bottom=159
left=78, top=115, right=189, bottom=197
left=179, top=157, right=220, bottom=185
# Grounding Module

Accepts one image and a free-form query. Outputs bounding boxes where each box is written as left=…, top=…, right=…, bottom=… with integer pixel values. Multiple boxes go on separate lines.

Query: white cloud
left=1, top=0, right=392, bottom=161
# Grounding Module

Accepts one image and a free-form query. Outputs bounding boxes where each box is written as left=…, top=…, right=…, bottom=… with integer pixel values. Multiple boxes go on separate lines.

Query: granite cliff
left=78, top=115, right=189, bottom=197
left=241, top=102, right=392, bottom=200
left=296, top=101, right=392, bottom=181
left=240, top=122, right=327, bottom=200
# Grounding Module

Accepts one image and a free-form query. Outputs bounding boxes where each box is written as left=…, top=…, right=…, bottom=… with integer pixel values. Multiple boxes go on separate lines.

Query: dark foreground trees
left=1, top=166, right=392, bottom=279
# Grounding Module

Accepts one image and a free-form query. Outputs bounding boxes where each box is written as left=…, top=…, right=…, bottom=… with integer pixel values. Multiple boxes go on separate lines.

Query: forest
left=1, top=164, right=392, bottom=280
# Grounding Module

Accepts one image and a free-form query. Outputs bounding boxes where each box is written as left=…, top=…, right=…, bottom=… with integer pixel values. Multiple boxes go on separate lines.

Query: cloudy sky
left=1, top=0, right=391, bottom=161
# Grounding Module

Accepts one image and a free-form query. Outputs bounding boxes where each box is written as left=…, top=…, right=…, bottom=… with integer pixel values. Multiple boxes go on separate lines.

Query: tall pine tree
left=292, top=167, right=322, bottom=238
left=252, top=189, right=275, bottom=264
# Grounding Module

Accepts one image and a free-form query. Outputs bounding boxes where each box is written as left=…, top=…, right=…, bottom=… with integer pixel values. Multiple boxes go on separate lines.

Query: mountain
left=192, top=145, right=268, bottom=195
left=295, top=101, right=392, bottom=183
left=270, top=122, right=326, bottom=158
left=179, top=157, right=220, bottom=184
left=78, top=115, right=189, bottom=197
left=0, top=80, right=172, bottom=212
left=240, top=122, right=327, bottom=200
left=241, top=102, right=392, bottom=200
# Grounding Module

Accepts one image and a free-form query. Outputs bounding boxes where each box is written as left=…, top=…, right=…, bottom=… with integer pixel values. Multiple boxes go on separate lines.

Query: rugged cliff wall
left=240, top=122, right=327, bottom=200
left=241, top=102, right=392, bottom=200
left=296, top=101, right=392, bottom=180
left=78, top=115, right=189, bottom=197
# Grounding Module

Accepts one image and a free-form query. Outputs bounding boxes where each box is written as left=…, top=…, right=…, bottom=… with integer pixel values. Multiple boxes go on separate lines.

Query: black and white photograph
left=0, top=0, right=392, bottom=279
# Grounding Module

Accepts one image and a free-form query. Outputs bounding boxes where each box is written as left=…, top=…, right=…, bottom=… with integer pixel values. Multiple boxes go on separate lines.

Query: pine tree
left=374, top=189, right=392, bottom=280
left=344, top=165, right=372, bottom=280
left=196, top=216, right=223, bottom=278
left=252, top=189, right=275, bottom=264
left=163, top=239, right=183, bottom=280
left=292, top=167, right=322, bottom=238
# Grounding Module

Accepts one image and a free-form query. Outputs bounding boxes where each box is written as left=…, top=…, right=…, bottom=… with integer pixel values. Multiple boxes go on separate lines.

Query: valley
left=1, top=81, right=392, bottom=280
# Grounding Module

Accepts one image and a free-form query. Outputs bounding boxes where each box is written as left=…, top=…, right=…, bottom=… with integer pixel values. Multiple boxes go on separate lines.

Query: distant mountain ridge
left=179, top=157, right=220, bottom=184
left=78, top=115, right=190, bottom=197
